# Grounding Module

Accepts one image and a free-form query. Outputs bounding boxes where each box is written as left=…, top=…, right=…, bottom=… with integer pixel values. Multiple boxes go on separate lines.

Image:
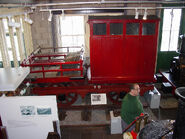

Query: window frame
left=160, top=8, right=182, bottom=52
left=60, top=15, right=85, bottom=52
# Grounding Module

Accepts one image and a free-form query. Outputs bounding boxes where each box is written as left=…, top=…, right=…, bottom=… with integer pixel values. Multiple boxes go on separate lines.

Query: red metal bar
left=60, top=64, right=62, bottom=76
left=32, top=59, right=65, bottom=63
left=30, top=68, right=83, bottom=73
left=22, top=60, right=82, bottom=66
left=33, top=54, right=66, bottom=58
left=40, top=46, right=82, bottom=50
left=42, top=66, right=45, bottom=78
left=80, top=61, right=83, bottom=76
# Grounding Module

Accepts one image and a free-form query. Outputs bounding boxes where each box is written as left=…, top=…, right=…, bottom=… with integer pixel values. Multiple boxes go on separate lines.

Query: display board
left=0, top=96, right=60, bottom=139
left=0, top=67, right=30, bottom=91
left=91, top=93, right=107, bottom=105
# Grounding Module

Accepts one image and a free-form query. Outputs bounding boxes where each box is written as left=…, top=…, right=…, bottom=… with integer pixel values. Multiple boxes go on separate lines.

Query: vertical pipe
left=84, top=15, right=90, bottom=58
left=60, top=64, right=63, bottom=76
left=42, top=66, right=45, bottom=78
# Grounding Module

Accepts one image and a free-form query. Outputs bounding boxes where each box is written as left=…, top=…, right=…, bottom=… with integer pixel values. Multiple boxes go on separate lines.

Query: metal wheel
left=107, top=91, right=126, bottom=105
left=57, top=92, right=78, bottom=107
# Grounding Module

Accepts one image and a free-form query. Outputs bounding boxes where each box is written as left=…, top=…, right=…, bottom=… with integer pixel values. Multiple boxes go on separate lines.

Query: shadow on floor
left=61, top=126, right=122, bottom=139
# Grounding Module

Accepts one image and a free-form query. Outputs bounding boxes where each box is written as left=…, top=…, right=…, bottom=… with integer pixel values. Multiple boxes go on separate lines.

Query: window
left=160, top=9, right=182, bottom=51
left=93, top=23, right=106, bottom=35
left=142, top=23, right=156, bottom=35
left=2, top=19, right=20, bottom=61
left=126, top=23, right=139, bottom=35
left=110, top=23, right=123, bottom=35
left=60, top=16, right=85, bottom=52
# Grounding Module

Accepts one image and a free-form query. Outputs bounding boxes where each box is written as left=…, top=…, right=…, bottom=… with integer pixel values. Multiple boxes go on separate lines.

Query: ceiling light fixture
left=24, top=13, right=33, bottom=24
left=8, top=16, right=21, bottom=28
left=135, top=8, right=139, bottom=19
left=48, top=10, right=52, bottom=22
left=143, top=8, right=147, bottom=20
left=62, top=9, right=65, bottom=20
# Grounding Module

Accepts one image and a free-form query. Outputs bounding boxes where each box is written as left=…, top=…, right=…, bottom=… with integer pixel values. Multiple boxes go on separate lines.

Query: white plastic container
left=110, top=111, right=122, bottom=134
left=144, top=87, right=161, bottom=109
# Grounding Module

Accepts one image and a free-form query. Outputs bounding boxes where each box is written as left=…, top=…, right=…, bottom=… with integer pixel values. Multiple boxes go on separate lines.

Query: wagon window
left=142, top=23, right=155, bottom=35
left=93, top=23, right=106, bottom=35
left=126, top=23, right=139, bottom=35
left=110, top=23, right=123, bottom=35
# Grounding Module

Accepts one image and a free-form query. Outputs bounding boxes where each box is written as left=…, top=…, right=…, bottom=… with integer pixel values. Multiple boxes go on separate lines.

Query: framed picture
left=37, top=107, right=52, bottom=115
left=20, top=106, right=35, bottom=116
left=91, top=93, right=107, bottom=105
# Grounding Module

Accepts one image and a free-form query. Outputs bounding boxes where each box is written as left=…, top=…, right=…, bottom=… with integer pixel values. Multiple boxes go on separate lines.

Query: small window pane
left=142, top=23, right=156, bottom=35
left=93, top=23, right=106, bottom=35
left=62, top=36, right=84, bottom=47
left=126, top=23, right=139, bottom=35
left=110, top=23, right=123, bottom=35
left=61, top=16, right=84, bottom=35
left=170, top=30, right=179, bottom=51
left=161, top=30, right=170, bottom=51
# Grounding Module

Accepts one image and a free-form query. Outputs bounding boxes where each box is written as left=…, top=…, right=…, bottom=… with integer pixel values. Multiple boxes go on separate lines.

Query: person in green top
left=121, top=83, right=144, bottom=132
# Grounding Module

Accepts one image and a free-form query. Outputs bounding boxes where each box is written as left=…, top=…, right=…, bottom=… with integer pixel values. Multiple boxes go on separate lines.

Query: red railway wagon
left=21, top=16, right=159, bottom=107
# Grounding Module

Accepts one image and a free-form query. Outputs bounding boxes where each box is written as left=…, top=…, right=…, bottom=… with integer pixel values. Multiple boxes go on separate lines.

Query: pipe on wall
left=0, top=1, right=185, bottom=9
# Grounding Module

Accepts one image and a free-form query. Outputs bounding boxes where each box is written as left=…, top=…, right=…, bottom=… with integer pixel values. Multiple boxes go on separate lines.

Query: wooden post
left=8, top=17, right=19, bottom=67
left=15, top=16, right=26, bottom=62
left=27, top=14, right=34, bottom=53
left=0, top=19, right=11, bottom=67
left=22, top=15, right=31, bottom=57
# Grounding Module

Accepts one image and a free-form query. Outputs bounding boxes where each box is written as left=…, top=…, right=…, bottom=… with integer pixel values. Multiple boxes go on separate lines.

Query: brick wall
left=30, top=11, right=53, bottom=50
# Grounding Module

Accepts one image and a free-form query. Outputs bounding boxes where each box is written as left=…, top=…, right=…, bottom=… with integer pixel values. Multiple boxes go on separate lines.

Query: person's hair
left=129, top=83, right=138, bottom=91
